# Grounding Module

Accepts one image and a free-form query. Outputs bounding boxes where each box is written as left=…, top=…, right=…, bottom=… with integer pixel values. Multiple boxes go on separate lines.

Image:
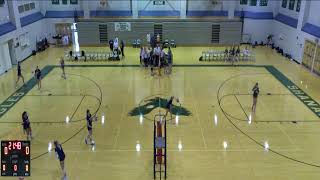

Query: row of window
left=52, top=0, right=78, bottom=5
left=240, top=0, right=268, bottom=6
left=0, top=0, right=5, bottom=6
left=18, top=2, right=36, bottom=14
left=282, top=0, right=301, bottom=12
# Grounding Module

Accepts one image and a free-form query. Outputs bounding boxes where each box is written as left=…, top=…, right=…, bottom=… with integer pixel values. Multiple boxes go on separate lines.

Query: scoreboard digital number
left=1, top=141, right=30, bottom=176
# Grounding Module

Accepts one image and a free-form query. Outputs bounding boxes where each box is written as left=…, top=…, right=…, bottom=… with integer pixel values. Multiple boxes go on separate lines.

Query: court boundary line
left=0, top=64, right=319, bottom=120
left=216, top=72, right=320, bottom=168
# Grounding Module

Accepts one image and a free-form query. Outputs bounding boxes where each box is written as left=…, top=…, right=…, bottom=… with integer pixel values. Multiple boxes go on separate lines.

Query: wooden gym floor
left=0, top=46, right=319, bottom=180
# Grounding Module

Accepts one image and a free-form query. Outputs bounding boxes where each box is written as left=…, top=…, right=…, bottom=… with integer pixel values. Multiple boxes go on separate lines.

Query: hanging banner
left=115, top=22, right=131, bottom=32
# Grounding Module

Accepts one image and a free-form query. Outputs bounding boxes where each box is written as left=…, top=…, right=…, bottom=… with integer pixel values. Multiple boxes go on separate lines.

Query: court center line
left=189, top=79, right=208, bottom=150
left=276, top=123, right=300, bottom=151
left=30, top=149, right=302, bottom=153
left=112, top=103, right=126, bottom=150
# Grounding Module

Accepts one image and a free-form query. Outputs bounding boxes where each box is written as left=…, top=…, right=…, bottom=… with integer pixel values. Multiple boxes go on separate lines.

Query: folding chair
left=132, top=39, right=137, bottom=48
left=137, top=39, right=141, bottom=48
left=170, top=39, right=176, bottom=48
left=164, top=39, right=169, bottom=48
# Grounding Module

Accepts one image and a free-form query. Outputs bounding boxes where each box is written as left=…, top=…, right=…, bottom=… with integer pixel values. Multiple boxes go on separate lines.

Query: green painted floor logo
left=128, top=96, right=192, bottom=117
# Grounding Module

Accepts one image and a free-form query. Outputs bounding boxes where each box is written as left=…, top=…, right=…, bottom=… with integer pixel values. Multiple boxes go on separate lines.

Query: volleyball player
left=150, top=48, right=155, bottom=76
left=252, top=83, right=260, bottom=113
left=15, top=62, right=25, bottom=87
left=34, top=66, right=42, bottom=89
left=155, top=44, right=161, bottom=76
left=164, top=96, right=179, bottom=122
left=60, top=58, right=66, bottom=79
left=85, top=109, right=97, bottom=145
left=54, top=140, right=67, bottom=179
left=22, top=111, right=32, bottom=140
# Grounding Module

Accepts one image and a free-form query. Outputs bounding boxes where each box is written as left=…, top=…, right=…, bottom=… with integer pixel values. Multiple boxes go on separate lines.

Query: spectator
left=109, top=39, right=114, bottom=51
left=167, top=47, right=173, bottom=74
left=143, top=47, right=149, bottom=67
left=224, top=48, right=229, bottom=61
left=120, top=40, right=125, bottom=57
left=140, top=47, right=144, bottom=66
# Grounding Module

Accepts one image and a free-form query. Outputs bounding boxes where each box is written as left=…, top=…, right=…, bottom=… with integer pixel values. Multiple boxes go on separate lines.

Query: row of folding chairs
left=163, top=39, right=176, bottom=48
left=132, top=39, right=141, bottom=48
left=201, top=51, right=256, bottom=61
left=64, top=51, right=115, bottom=61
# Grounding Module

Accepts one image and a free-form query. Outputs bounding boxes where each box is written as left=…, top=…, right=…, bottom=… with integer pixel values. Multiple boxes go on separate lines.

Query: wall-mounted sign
left=115, top=22, right=131, bottom=32
left=153, top=0, right=165, bottom=5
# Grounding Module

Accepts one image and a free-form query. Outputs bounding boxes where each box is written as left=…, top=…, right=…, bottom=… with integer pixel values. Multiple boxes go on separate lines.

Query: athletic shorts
left=23, top=123, right=30, bottom=130
left=59, top=155, right=65, bottom=162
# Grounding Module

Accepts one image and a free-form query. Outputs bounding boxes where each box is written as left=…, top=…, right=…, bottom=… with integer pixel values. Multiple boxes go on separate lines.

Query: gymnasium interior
left=0, top=0, right=320, bottom=179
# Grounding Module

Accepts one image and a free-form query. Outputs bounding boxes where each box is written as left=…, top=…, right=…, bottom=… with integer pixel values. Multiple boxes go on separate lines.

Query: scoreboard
left=1, top=141, right=30, bottom=176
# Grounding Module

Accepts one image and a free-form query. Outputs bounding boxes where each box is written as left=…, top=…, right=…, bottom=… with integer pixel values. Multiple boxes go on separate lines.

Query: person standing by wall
left=120, top=40, right=125, bottom=58
left=109, top=39, right=114, bottom=51
left=15, top=62, right=25, bottom=87
left=167, top=47, right=173, bottom=74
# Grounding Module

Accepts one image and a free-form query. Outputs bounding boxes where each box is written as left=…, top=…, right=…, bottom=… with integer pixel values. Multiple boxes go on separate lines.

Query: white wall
left=44, top=18, right=74, bottom=43
left=272, top=20, right=320, bottom=62
left=243, top=19, right=273, bottom=42
left=0, top=19, right=46, bottom=62
left=0, top=42, right=12, bottom=74
left=278, top=2, right=299, bottom=19
left=307, top=0, right=320, bottom=26
left=17, top=0, right=40, bottom=17
left=87, top=0, right=131, bottom=11
left=0, top=0, right=10, bottom=24
left=44, top=0, right=81, bottom=11
left=236, top=0, right=275, bottom=12
left=138, top=0, right=180, bottom=11
left=187, top=0, right=224, bottom=11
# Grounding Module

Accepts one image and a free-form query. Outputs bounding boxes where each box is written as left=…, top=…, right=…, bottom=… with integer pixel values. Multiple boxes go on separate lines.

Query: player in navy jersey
left=54, top=140, right=66, bottom=179
left=34, top=66, right=42, bottom=89
left=15, top=62, right=25, bottom=87
left=85, top=109, right=97, bottom=145
left=252, top=83, right=260, bottom=113
left=60, top=58, right=66, bottom=79
left=164, top=96, right=179, bottom=122
left=22, top=111, right=32, bottom=140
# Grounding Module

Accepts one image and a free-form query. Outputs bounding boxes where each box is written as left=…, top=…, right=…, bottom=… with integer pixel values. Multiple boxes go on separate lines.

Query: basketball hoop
left=100, top=0, right=107, bottom=7
left=211, top=0, right=220, bottom=5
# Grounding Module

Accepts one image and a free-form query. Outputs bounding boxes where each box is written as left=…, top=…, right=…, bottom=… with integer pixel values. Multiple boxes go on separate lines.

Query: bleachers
left=200, top=50, right=255, bottom=62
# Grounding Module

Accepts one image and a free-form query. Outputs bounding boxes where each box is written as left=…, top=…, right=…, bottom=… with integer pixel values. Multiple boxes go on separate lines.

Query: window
left=250, top=0, right=257, bottom=6
left=240, top=0, right=248, bottom=5
left=0, top=0, right=5, bottom=7
left=24, top=3, right=30, bottom=11
left=62, top=0, right=68, bottom=4
left=259, top=0, right=268, bottom=6
left=281, top=0, right=287, bottom=8
left=296, top=0, right=301, bottom=12
left=70, top=0, right=78, bottom=4
left=30, top=2, right=35, bottom=9
left=289, top=0, right=295, bottom=10
left=18, top=5, right=24, bottom=13
left=52, top=0, right=59, bottom=4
